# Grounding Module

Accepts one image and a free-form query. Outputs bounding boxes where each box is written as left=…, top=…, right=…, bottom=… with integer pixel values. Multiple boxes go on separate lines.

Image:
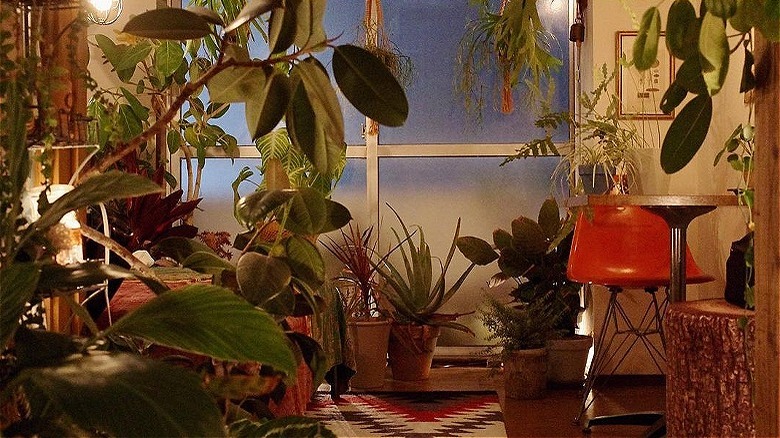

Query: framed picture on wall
left=615, top=31, right=675, bottom=119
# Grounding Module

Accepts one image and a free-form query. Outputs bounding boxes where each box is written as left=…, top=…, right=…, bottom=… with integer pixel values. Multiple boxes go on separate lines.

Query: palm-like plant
left=374, top=206, right=476, bottom=333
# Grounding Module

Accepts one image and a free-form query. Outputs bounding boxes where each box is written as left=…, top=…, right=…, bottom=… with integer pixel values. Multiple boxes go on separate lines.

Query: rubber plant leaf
left=207, top=66, right=266, bottom=104
left=704, top=0, right=737, bottom=18
left=699, top=12, right=730, bottom=96
left=675, top=57, right=708, bottom=95
left=236, top=252, right=293, bottom=307
left=0, top=263, right=39, bottom=348
left=295, top=58, right=344, bottom=143
left=286, top=79, right=337, bottom=175
left=223, top=0, right=282, bottom=34
left=666, top=0, right=699, bottom=60
left=632, top=7, right=662, bottom=71
left=660, top=81, right=688, bottom=114
left=247, top=71, right=291, bottom=140
left=267, top=3, right=296, bottom=53
left=19, top=353, right=226, bottom=437
left=234, top=189, right=296, bottom=226
left=729, top=0, right=756, bottom=32
left=456, top=236, right=499, bottom=265
left=290, top=0, right=326, bottom=49
left=332, top=44, right=409, bottom=127
left=123, top=8, right=212, bottom=40
left=105, top=285, right=297, bottom=374
left=284, top=235, right=325, bottom=285
left=185, top=5, right=224, bottom=26
left=661, top=94, right=713, bottom=174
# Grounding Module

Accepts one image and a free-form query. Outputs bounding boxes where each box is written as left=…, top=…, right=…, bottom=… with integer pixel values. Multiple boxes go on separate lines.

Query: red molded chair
left=567, top=205, right=713, bottom=432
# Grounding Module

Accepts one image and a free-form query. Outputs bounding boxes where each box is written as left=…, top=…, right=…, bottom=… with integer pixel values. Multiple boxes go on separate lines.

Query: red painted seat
left=567, top=205, right=714, bottom=287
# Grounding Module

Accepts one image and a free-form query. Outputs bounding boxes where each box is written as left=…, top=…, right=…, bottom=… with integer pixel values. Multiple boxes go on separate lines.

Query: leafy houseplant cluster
left=631, top=0, right=779, bottom=174
left=1, top=0, right=409, bottom=436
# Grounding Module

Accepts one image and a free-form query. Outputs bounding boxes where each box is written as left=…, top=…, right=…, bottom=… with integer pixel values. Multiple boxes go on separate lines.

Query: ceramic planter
left=347, top=319, right=391, bottom=388
left=387, top=323, right=441, bottom=381
left=546, top=334, right=593, bottom=385
left=504, top=348, right=548, bottom=399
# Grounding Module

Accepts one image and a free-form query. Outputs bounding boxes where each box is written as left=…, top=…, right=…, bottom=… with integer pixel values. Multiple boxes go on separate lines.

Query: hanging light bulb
left=85, top=0, right=123, bottom=26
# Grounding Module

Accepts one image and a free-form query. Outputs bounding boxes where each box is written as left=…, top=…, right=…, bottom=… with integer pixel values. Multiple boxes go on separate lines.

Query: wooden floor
left=366, top=366, right=666, bottom=437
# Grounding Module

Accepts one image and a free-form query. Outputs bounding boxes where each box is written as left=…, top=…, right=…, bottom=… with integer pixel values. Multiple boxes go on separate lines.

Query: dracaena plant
left=456, top=198, right=583, bottom=337
left=632, top=0, right=779, bottom=174
left=1, top=0, right=408, bottom=435
left=373, top=205, right=477, bottom=333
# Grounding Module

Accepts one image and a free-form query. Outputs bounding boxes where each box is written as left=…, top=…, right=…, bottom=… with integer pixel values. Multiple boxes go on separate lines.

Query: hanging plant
left=458, top=0, right=563, bottom=118
left=357, top=0, right=414, bottom=135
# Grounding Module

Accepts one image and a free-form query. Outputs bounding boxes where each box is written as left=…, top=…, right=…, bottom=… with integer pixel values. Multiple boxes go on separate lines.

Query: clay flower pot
left=503, top=348, right=548, bottom=399
left=387, top=323, right=441, bottom=381
left=347, top=318, right=391, bottom=388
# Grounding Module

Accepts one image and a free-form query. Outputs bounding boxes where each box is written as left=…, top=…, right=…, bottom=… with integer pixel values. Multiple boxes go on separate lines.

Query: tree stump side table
left=665, top=299, right=755, bottom=437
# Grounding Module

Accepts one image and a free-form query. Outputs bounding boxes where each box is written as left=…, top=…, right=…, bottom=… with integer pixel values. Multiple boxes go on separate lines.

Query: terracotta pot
left=387, top=323, right=440, bottom=381
left=546, top=334, right=593, bottom=385
left=347, top=319, right=391, bottom=389
left=504, top=348, right=548, bottom=399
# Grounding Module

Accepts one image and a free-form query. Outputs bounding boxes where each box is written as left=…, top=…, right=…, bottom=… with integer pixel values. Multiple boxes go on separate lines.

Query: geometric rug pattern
left=305, top=391, right=507, bottom=437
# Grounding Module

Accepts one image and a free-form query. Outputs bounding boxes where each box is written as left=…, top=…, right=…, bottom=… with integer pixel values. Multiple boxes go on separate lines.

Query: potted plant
left=374, top=206, right=477, bottom=381
left=323, top=222, right=391, bottom=389
left=502, top=65, right=649, bottom=195
left=457, top=198, right=592, bottom=385
left=480, top=293, right=562, bottom=399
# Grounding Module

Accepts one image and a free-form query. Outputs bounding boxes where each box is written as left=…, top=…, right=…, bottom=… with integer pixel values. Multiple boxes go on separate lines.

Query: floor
left=365, top=366, right=666, bottom=437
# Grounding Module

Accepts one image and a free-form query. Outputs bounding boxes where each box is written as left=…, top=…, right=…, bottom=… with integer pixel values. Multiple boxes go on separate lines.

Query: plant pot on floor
left=387, top=323, right=440, bottom=381
left=546, top=334, right=593, bottom=385
left=504, top=348, right=548, bottom=399
left=347, top=318, right=391, bottom=389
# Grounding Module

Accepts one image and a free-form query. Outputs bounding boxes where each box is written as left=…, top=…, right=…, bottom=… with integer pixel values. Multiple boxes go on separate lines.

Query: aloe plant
left=374, top=206, right=476, bottom=333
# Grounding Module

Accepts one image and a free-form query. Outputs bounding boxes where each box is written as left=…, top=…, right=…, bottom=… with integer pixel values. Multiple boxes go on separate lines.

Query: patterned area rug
left=305, top=391, right=506, bottom=437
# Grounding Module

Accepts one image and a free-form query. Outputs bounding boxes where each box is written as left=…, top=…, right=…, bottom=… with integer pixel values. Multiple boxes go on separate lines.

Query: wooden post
left=753, top=34, right=780, bottom=437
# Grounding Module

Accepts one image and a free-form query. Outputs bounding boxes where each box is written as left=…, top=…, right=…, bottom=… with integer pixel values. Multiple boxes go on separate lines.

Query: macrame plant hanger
left=363, top=0, right=386, bottom=136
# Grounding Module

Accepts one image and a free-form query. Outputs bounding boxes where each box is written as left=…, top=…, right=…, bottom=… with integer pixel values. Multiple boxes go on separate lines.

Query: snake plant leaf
left=247, top=71, right=291, bottom=140
left=34, top=172, right=162, bottom=233
left=676, top=57, right=708, bottom=95
left=537, top=198, right=561, bottom=241
left=19, top=353, right=225, bottom=437
left=633, top=7, right=662, bottom=71
left=0, top=263, right=39, bottom=348
left=699, top=12, right=730, bottom=95
left=456, top=236, right=499, bottom=265
left=740, top=46, right=756, bottom=92
left=235, top=189, right=296, bottom=226
left=236, top=252, right=292, bottom=307
left=704, top=0, right=737, bottom=18
left=155, top=40, right=185, bottom=78
left=268, top=3, right=297, bottom=53
left=207, top=66, right=265, bottom=103
left=284, top=235, right=325, bottom=285
left=224, top=0, right=282, bottom=34
left=106, top=284, right=297, bottom=373
left=185, top=5, right=224, bottom=26
left=661, top=94, right=713, bottom=174
left=123, top=8, right=212, bottom=40
left=332, top=45, right=409, bottom=127
left=295, top=58, right=344, bottom=143
left=493, top=229, right=513, bottom=250
left=290, top=0, right=327, bottom=50
left=510, top=217, right=548, bottom=256
left=660, top=80, right=688, bottom=114
left=667, top=0, right=699, bottom=60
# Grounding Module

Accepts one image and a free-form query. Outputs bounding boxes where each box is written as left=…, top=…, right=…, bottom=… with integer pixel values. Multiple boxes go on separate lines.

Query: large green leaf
left=20, top=353, right=225, bottom=437
left=224, top=0, right=283, bottom=34
left=456, top=236, right=499, bottom=265
left=123, top=9, right=212, bottom=40
left=661, top=94, right=713, bottom=174
left=37, top=262, right=137, bottom=290
left=510, top=217, right=548, bottom=256
left=332, top=45, right=409, bottom=127
left=667, top=0, right=699, bottom=60
left=291, top=0, right=327, bottom=49
left=235, top=189, right=296, bottom=226
left=283, top=236, right=325, bottom=285
left=729, top=0, right=756, bottom=32
left=14, top=327, right=80, bottom=368
left=295, top=58, right=344, bottom=145
left=208, top=66, right=265, bottom=103
left=699, top=12, right=730, bottom=95
left=283, top=188, right=352, bottom=235
left=537, top=198, right=561, bottom=240
left=35, top=172, right=162, bottom=233
left=267, top=3, right=296, bottom=53
left=660, top=81, right=688, bottom=114
left=236, top=252, right=292, bottom=306
left=246, top=71, right=291, bottom=140
left=120, top=87, right=150, bottom=122
left=182, top=251, right=236, bottom=275
left=93, top=35, right=152, bottom=82
left=633, top=7, right=662, bottom=70
left=105, top=285, right=296, bottom=373
left=155, top=41, right=185, bottom=78
left=705, top=0, right=737, bottom=18
left=0, top=263, right=40, bottom=348
left=676, top=57, right=708, bottom=94
left=185, top=5, right=224, bottom=26
left=286, top=82, right=336, bottom=175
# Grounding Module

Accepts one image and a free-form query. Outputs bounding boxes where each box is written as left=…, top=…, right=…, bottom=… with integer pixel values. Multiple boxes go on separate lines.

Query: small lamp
left=85, top=0, right=123, bottom=26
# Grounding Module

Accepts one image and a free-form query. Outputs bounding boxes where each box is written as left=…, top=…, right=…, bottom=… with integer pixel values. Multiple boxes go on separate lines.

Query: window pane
left=380, top=0, right=571, bottom=144
left=378, top=156, right=563, bottom=344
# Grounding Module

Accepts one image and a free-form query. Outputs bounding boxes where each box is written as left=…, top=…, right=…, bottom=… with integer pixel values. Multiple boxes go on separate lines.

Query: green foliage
left=458, top=0, right=562, bottom=118
left=374, top=206, right=476, bottom=332
left=480, top=294, right=562, bottom=351
left=457, top=198, right=582, bottom=336
left=635, top=0, right=780, bottom=173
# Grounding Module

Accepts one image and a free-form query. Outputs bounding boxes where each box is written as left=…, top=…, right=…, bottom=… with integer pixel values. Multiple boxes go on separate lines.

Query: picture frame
left=615, top=31, right=675, bottom=119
